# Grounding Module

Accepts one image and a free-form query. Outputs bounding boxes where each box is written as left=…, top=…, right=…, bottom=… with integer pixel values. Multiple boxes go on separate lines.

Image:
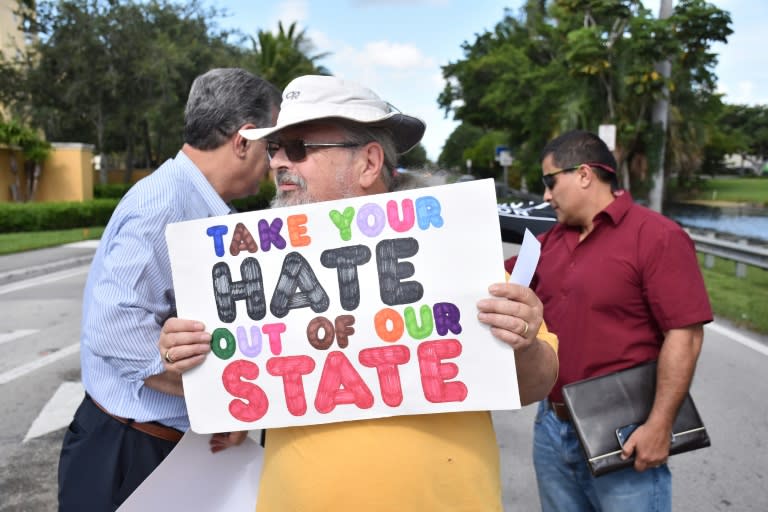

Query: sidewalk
left=0, top=241, right=99, bottom=285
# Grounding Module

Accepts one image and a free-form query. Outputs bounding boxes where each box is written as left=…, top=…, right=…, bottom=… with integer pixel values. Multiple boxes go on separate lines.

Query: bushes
left=94, top=183, right=133, bottom=199
left=0, top=178, right=276, bottom=233
left=0, top=199, right=120, bottom=233
left=230, top=180, right=276, bottom=212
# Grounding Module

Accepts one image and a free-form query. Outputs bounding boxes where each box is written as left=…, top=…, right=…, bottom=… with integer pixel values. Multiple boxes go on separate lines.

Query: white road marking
left=0, top=343, right=80, bottom=385
left=0, top=267, right=88, bottom=296
left=24, top=381, right=84, bottom=442
left=0, top=329, right=38, bottom=346
left=706, top=322, right=768, bottom=357
left=62, top=240, right=100, bottom=249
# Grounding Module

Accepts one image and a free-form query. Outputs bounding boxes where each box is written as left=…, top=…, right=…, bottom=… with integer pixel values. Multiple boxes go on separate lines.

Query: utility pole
left=649, top=0, right=673, bottom=212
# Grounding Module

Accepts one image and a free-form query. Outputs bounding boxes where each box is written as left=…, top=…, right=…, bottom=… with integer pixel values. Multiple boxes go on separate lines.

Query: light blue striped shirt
left=81, top=150, right=230, bottom=431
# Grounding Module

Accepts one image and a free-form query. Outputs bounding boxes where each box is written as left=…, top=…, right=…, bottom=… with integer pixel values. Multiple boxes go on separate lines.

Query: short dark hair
left=541, top=130, right=619, bottom=191
left=184, top=68, right=281, bottom=150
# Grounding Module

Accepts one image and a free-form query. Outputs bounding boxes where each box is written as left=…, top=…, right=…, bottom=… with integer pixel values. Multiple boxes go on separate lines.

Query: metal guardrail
left=688, top=232, right=768, bottom=277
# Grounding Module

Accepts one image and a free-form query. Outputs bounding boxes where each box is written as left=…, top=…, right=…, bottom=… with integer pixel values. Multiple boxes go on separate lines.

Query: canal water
left=664, top=203, right=768, bottom=242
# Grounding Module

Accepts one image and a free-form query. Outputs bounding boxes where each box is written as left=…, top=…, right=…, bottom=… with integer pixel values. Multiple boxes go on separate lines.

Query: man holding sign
left=160, top=75, right=558, bottom=511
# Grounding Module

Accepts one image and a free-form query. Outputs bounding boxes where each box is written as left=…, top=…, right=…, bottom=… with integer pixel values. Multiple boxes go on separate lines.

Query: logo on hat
left=285, top=90, right=301, bottom=100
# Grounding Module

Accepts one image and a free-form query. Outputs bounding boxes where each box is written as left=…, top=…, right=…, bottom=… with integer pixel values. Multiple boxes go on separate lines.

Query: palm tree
left=248, top=21, right=331, bottom=89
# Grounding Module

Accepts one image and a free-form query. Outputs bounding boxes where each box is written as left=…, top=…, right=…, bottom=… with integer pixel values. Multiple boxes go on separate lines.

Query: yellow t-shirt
left=256, top=325, right=558, bottom=512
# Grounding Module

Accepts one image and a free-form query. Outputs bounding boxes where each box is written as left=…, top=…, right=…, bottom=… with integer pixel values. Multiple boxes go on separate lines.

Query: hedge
left=231, top=180, right=276, bottom=212
left=1, top=180, right=277, bottom=233
left=94, top=183, right=133, bottom=199
left=0, top=199, right=120, bottom=233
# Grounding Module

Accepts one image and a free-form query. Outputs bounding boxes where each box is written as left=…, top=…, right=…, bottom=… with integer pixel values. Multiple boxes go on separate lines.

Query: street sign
left=599, top=124, right=616, bottom=151
left=498, top=150, right=513, bottom=167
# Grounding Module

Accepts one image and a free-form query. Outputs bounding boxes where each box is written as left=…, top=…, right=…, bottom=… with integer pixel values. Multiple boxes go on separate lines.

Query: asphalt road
left=0, top=243, right=767, bottom=511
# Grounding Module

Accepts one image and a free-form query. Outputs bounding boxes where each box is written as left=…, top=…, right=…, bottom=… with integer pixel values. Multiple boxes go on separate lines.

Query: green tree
left=2, top=0, right=243, bottom=181
left=463, top=131, right=508, bottom=180
left=0, top=118, right=52, bottom=202
left=438, top=123, right=484, bottom=170
left=712, top=104, right=768, bottom=171
left=438, top=0, right=732, bottom=200
left=246, top=21, right=331, bottom=90
left=397, top=142, right=429, bottom=169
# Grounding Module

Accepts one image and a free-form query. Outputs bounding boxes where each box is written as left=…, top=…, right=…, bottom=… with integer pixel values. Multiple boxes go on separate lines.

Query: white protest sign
left=118, top=431, right=263, bottom=511
left=509, top=229, right=541, bottom=287
left=166, top=179, right=519, bottom=433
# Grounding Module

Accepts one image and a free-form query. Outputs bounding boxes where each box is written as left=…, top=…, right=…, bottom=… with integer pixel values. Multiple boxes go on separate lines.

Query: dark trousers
left=58, top=395, right=178, bottom=511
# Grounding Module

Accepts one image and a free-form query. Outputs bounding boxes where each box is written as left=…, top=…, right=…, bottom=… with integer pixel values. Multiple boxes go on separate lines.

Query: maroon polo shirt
left=505, top=191, right=712, bottom=402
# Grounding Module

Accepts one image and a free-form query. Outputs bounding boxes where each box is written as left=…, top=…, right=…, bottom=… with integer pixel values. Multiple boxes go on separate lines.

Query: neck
left=577, top=187, right=615, bottom=240
left=181, top=144, right=231, bottom=201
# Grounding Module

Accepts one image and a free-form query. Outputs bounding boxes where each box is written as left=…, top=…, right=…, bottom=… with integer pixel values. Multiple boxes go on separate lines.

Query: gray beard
left=270, top=192, right=317, bottom=208
left=271, top=168, right=355, bottom=208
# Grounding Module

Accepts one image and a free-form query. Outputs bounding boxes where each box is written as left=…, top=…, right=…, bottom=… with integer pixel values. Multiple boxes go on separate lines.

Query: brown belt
left=89, top=396, right=183, bottom=443
left=548, top=400, right=571, bottom=422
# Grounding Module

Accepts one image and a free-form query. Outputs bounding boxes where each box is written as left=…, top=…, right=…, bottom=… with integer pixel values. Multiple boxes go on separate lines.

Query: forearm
left=144, top=372, right=185, bottom=397
left=646, top=326, right=704, bottom=430
left=515, top=337, right=558, bottom=406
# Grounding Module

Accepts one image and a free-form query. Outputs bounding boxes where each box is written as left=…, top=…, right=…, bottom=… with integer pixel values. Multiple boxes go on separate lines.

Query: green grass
left=692, top=178, right=768, bottom=205
left=698, top=253, right=768, bottom=335
left=0, top=227, right=105, bottom=255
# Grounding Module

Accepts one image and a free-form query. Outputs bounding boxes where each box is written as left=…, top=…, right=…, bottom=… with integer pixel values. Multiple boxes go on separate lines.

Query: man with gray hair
left=160, top=75, right=559, bottom=511
left=57, top=68, right=281, bottom=511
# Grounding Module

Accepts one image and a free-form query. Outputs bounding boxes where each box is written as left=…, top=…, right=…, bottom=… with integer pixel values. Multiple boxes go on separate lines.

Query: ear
left=232, top=123, right=256, bottom=159
left=577, top=163, right=594, bottom=188
left=357, top=142, right=386, bottom=189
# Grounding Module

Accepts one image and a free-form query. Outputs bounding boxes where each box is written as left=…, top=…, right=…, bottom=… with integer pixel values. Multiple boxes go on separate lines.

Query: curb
left=0, top=254, right=94, bottom=285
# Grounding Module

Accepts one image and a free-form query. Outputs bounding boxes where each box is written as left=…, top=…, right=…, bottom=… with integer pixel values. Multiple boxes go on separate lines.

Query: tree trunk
left=9, top=155, right=20, bottom=202
left=142, top=118, right=153, bottom=169
left=621, top=160, right=631, bottom=192
left=648, top=0, right=674, bottom=212
left=27, top=162, right=42, bottom=202
left=96, top=104, right=107, bottom=185
left=123, top=132, right=135, bottom=184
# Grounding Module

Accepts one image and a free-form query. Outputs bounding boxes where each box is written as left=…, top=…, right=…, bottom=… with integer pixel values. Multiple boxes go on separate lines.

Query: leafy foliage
left=0, top=198, right=119, bottom=232
left=0, top=118, right=51, bottom=162
left=397, top=143, right=429, bottom=169
left=438, top=123, right=484, bottom=171
left=0, top=0, right=331, bottom=182
left=245, top=21, right=331, bottom=90
left=709, top=104, right=768, bottom=172
left=438, top=0, right=732, bottom=199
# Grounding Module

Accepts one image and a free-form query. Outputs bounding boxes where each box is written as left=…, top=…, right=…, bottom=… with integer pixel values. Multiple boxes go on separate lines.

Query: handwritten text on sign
left=165, top=179, right=520, bottom=433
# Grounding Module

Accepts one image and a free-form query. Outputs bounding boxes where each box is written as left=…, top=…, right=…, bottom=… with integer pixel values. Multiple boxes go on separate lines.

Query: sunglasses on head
left=266, top=139, right=362, bottom=162
left=541, top=162, right=616, bottom=190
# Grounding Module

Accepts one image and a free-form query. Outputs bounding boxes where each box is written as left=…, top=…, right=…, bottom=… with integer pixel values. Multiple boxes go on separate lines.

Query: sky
left=212, top=0, right=767, bottom=162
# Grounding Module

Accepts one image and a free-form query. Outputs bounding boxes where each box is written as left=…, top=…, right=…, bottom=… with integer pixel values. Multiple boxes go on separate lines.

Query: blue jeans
left=533, top=401, right=671, bottom=512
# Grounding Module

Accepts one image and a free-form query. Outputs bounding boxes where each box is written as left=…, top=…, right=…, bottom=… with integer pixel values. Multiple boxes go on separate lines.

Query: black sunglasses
left=541, top=165, right=580, bottom=190
left=266, top=139, right=361, bottom=162
left=541, top=162, right=617, bottom=190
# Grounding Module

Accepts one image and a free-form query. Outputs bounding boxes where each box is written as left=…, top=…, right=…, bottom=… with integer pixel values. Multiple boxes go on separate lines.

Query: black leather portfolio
left=561, top=361, right=711, bottom=477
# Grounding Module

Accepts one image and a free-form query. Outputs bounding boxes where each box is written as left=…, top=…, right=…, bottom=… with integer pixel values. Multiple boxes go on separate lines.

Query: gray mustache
left=276, top=172, right=305, bottom=188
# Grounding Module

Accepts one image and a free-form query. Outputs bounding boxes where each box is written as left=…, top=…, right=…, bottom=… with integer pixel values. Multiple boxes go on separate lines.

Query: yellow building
left=0, top=0, right=30, bottom=120
left=0, top=0, right=27, bottom=58
left=0, top=3, right=97, bottom=204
